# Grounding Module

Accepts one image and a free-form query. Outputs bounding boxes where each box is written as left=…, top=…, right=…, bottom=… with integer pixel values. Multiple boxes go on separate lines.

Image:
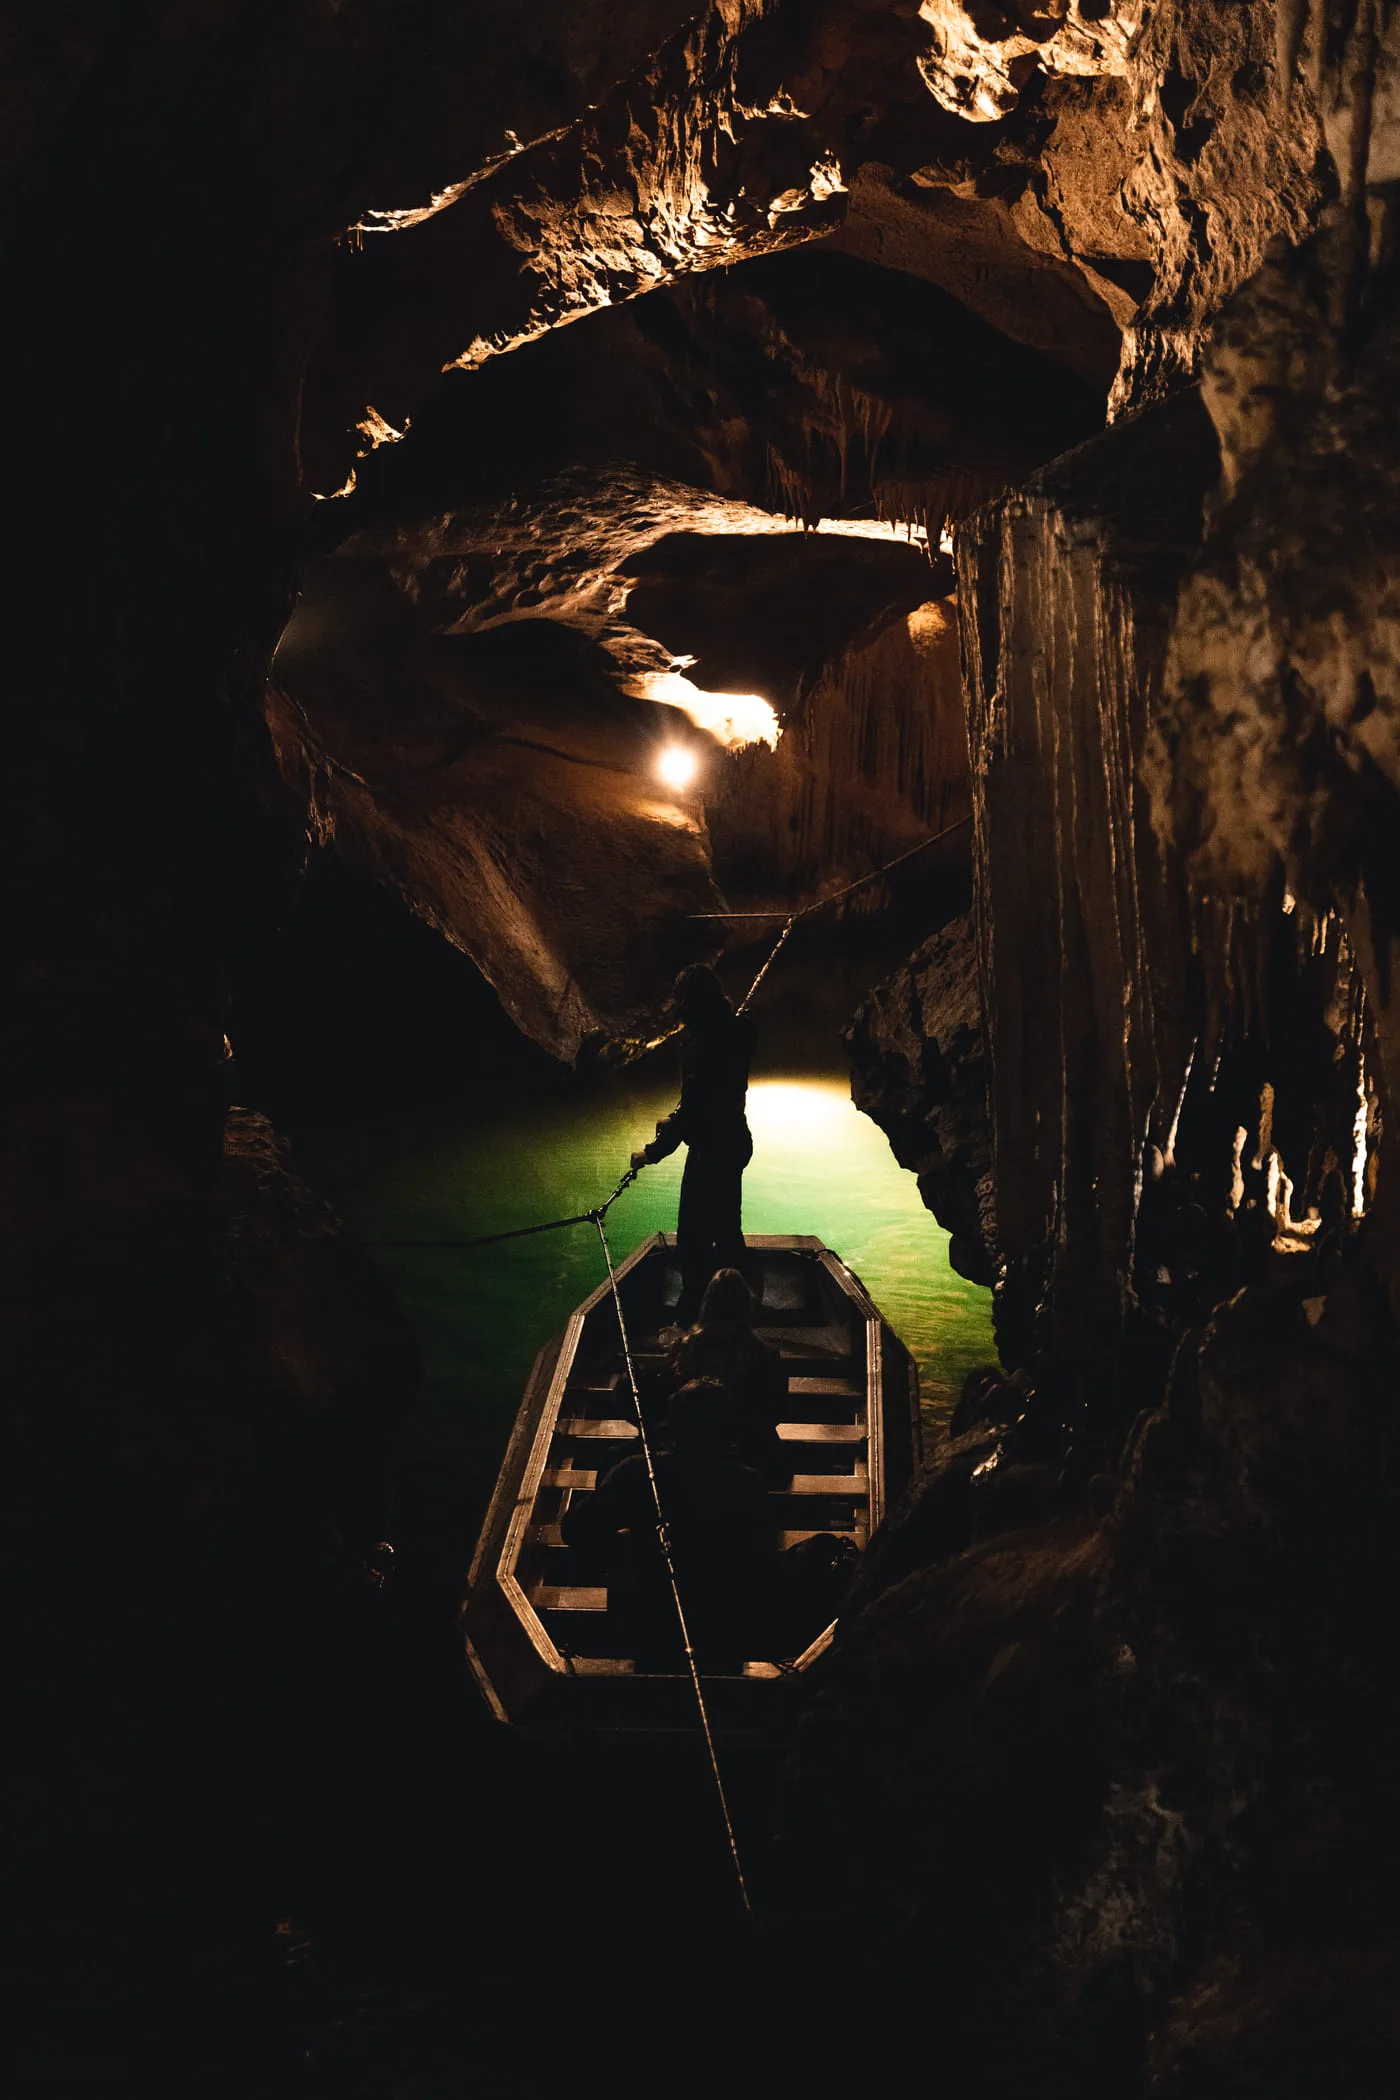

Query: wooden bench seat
left=531, top=1584, right=608, bottom=1612
left=542, top=1464, right=597, bottom=1491
left=776, top=1421, right=866, bottom=1443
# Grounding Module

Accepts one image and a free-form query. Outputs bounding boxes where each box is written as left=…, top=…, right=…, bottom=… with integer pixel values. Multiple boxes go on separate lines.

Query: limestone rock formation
left=1149, top=0, right=1400, bottom=1303
left=845, top=911, right=994, bottom=1274
left=915, top=0, right=1146, bottom=126
left=706, top=593, right=971, bottom=902
left=786, top=17, right=1400, bottom=2090
left=269, top=463, right=964, bottom=1053
left=300, top=0, right=853, bottom=492
left=957, top=389, right=1217, bottom=1372
left=825, top=0, right=1329, bottom=411
left=277, top=242, right=1102, bottom=1050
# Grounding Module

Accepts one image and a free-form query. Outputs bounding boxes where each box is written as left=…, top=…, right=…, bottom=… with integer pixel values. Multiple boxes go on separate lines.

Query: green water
left=291, top=1072, right=996, bottom=1559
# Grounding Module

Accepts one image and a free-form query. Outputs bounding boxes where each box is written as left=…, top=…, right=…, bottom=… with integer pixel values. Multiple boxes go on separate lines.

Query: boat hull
left=461, top=1234, right=920, bottom=1742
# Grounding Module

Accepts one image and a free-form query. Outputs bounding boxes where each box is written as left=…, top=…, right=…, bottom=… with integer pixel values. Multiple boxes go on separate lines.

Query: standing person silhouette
left=631, top=965, right=756, bottom=1324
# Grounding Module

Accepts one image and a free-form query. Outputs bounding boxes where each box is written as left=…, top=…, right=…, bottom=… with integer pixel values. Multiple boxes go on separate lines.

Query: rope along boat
left=462, top=1233, right=921, bottom=1741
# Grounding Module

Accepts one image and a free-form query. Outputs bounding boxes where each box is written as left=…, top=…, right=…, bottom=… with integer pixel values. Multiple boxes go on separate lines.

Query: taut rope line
left=589, top=1206, right=753, bottom=1915
left=690, top=814, right=971, bottom=924
left=727, top=815, right=972, bottom=1022
left=365, top=1165, right=639, bottom=1252
left=736, top=914, right=793, bottom=1016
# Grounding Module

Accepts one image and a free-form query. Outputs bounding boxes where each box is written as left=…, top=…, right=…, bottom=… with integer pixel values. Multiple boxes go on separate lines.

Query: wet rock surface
left=845, top=909, right=994, bottom=1276
left=791, top=1254, right=1400, bottom=2093
left=958, top=388, right=1219, bottom=1374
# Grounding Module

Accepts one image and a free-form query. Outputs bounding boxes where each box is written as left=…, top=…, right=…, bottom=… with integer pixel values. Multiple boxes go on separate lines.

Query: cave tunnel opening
left=243, top=233, right=1104, bottom=1608
left=209, top=216, right=1102, bottom=2081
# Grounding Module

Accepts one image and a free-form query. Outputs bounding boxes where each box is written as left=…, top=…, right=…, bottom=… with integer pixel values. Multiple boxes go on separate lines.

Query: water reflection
left=292, top=1073, right=996, bottom=1549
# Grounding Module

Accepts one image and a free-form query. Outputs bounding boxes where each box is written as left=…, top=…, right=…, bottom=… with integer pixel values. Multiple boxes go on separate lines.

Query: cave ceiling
left=279, top=241, right=1100, bottom=1051
left=233, top=0, right=1333, bottom=1056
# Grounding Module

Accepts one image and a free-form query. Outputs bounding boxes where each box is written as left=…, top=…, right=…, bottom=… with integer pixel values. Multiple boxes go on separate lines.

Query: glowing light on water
left=657, top=744, right=699, bottom=791
left=629, top=669, right=781, bottom=752
left=746, top=1080, right=849, bottom=1139
left=298, top=1070, right=998, bottom=1452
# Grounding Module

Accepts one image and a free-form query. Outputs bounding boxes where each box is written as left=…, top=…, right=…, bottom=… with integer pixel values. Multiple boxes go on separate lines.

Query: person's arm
left=631, top=1038, right=696, bottom=1168
left=633, top=1110, right=684, bottom=1169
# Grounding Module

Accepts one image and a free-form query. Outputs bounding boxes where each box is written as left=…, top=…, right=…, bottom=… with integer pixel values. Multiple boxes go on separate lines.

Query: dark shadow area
left=229, top=855, right=567, bottom=1126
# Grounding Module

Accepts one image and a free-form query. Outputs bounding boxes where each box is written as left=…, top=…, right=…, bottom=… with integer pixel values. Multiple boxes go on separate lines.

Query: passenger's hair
left=666, top=1377, right=737, bottom=1451
left=696, top=1267, right=756, bottom=1334
left=672, top=962, right=730, bottom=1022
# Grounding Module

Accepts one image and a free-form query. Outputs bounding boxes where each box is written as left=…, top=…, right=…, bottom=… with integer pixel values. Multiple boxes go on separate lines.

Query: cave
left=8, top=4, right=1400, bottom=2094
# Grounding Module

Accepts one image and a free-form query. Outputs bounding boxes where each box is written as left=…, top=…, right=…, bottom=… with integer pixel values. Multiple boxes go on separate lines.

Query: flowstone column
left=957, top=391, right=1218, bottom=1384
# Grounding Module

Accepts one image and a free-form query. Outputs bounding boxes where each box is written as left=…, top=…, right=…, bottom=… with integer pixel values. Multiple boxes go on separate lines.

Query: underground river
left=288, top=1060, right=995, bottom=1565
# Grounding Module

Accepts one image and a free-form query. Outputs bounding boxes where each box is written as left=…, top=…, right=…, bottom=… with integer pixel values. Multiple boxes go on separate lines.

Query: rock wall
left=706, top=593, right=971, bottom=901
left=957, top=389, right=1216, bottom=1378
left=790, top=17, right=1400, bottom=2091
left=1150, top=0, right=1400, bottom=1313
left=844, top=911, right=994, bottom=1277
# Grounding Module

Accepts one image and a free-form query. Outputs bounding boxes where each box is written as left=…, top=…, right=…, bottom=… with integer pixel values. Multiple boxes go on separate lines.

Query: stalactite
left=705, top=595, right=969, bottom=899
left=958, top=389, right=1220, bottom=1375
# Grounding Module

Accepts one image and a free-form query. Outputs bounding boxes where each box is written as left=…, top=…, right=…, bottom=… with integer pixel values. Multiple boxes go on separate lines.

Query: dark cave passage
left=9, top=4, right=1400, bottom=2096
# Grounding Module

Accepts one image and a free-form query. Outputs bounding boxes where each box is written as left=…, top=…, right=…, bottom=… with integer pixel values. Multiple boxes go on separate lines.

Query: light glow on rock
left=355, top=405, right=409, bottom=453
left=657, top=745, right=700, bottom=791
left=630, top=669, right=781, bottom=752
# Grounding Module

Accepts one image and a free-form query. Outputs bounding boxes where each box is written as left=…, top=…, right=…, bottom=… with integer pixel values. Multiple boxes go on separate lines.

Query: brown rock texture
left=1149, top=1, right=1400, bottom=1311
left=268, top=464, right=968, bottom=1053
left=844, top=910, right=994, bottom=1269
left=957, top=389, right=1216, bottom=1372
left=300, top=0, right=852, bottom=492
left=824, top=0, right=1329, bottom=410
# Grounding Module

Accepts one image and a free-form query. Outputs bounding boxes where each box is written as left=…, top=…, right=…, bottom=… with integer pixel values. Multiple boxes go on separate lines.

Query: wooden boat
left=462, top=1232, right=921, bottom=1741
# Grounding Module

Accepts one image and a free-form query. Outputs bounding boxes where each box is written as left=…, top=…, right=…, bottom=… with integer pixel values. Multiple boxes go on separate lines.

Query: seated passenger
left=561, top=1378, right=775, bottom=1672
left=666, top=1268, right=787, bottom=1481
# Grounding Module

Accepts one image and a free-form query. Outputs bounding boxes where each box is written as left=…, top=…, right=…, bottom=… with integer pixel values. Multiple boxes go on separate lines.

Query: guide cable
left=589, top=1205, right=753, bottom=1915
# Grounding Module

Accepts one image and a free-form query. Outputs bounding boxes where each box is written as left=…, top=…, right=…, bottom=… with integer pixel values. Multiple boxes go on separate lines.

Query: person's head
left=665, top=1378, right=737, bottom=1455
left=696, top=1267, right=756, bottom=1335
left=672, top=963, right=730, bottom=1026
